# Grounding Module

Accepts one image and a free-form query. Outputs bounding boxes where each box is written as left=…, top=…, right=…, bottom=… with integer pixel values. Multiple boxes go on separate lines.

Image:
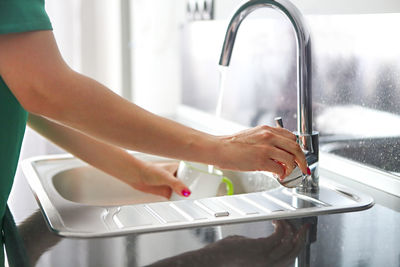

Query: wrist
left=192, top=132, right=233, bottom=170
left=185, top=132, right=222, bottom=166
left=213, top=135, right=235, bottom=170
left=107, top=152, right=149, bottom=187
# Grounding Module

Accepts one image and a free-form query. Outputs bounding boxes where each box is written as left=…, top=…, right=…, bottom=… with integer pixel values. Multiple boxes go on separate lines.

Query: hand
left=125, top=161, right=190, bottom=199
left=216, top=125, right=308, bottom=179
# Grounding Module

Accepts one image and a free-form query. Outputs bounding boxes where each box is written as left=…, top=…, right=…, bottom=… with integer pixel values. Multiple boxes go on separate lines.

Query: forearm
left=0, top=31, right=220, bottom=166
left=33, top=70, right=220, bottom=165
left=27, top=113, right=153, bottom=186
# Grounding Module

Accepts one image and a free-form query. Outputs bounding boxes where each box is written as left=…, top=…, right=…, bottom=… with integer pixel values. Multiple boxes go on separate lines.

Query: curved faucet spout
left=219, top=0, right=319, bottom=192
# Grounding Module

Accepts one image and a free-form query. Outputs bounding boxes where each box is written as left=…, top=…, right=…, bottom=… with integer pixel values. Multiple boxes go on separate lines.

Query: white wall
left=46, top=0, right=123, bottom=96
left=80, top=0, right=123, bottom=96
left=45, top=0, right=82, bottom=71
left=291, top=0, right=400, bottom=14
left=130, top=0, right=185, bottom=116
left=215, top=0, right=400, bottom=19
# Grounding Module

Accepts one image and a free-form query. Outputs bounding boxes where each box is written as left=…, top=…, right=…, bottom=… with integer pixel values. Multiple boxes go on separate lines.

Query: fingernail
left=307, top=167, right=311, bottom=175
left=182, top=189, right=191, bottom=197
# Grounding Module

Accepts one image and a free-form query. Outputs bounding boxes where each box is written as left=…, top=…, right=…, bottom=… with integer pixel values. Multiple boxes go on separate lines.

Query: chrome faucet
left=219, top=0, right=319, bottom=192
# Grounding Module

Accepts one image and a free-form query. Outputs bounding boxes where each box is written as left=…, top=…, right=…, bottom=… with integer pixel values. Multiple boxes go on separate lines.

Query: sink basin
left=22, top=153, right=373, bottom=238
left=321, top=137, right=400, bottom=175
left=51, top=157, right=280, bottom=207
left=319, top=136, right=400, bottom=197
left=52, top=166, right=167, bottom=206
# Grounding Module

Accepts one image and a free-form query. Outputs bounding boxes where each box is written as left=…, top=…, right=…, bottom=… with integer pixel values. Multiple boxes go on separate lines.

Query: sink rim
left=320, top=151, right=400, bottom=197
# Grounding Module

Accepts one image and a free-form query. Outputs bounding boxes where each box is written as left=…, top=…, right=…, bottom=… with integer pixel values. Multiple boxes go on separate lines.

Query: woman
left=0, top=0, right=308, bottom=266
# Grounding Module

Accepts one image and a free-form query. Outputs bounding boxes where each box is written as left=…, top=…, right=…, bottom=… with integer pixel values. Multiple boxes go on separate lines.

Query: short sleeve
left=0, top=0, right=52, bottom=34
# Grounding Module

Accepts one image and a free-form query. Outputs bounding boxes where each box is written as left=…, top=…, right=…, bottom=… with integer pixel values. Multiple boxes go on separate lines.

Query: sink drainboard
left=22, top=153, right=373, bottom=238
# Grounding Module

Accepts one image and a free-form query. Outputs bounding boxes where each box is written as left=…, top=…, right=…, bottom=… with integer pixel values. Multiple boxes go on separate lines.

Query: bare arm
left=27, top=113, right=188, bottom=198
left=0, top=31, right=218, bottom=164
left=0, top=30, right=308, bottom=177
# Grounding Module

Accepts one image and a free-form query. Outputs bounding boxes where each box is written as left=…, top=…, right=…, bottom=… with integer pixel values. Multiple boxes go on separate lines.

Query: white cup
left=170, top=161, right=234, bottom=201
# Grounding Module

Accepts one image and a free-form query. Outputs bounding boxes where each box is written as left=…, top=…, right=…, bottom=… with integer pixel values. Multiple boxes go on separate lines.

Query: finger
left=264, top=159, right=286, bottom=177
left=270, top=136, right=308, bottom=175
left=273, top=160, right=293, bottom=180
left=146, top=163, right=191, bottom=197
left=156, top=162, right=179, bottom=175
left=294, top=152, right=308, bottom=176
left=269, top=126, right=297, bottom=141
left=162, top=173, right=192, bottom=198
left=273, top=160, right=286, bottom=179
left=268, top=147, right=296, bottom=178
left=256, top=126, right=307, bottom=174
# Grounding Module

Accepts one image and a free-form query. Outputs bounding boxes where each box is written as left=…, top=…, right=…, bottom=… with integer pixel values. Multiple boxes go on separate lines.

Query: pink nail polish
left=182, top=189, right=191, bottom=197
left=307, top=167, right=311, bottom=175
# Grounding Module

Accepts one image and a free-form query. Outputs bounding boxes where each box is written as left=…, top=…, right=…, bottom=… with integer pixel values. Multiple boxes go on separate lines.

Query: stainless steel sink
left=22, top=152, right=373, bottom=238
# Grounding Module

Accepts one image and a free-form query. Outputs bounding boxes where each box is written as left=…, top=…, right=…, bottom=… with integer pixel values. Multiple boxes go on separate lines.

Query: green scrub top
left=0, top=0, right=52, bottom=265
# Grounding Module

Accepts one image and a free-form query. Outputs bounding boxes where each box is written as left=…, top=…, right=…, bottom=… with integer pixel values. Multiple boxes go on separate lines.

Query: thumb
left=164, top=174, right=191, bottom=198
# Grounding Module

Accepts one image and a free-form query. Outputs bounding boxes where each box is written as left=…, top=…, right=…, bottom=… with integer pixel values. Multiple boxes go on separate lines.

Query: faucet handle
left=274, top=117, right=284, bottom=128
left=274, top=117, right=312, bottom=158
left=273, top=117, right=304, bottom=188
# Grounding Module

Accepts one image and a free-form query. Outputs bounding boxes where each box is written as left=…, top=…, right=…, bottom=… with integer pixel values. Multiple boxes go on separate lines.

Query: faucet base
left=296, top=162, right=319, bottom=193
left=295, top=131, right=319, bottom=193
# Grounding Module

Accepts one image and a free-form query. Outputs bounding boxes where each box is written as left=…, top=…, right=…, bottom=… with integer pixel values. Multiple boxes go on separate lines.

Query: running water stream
left=215, top=66, right=228, bottom=118
left=208, top=66, right=229, bottom=174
